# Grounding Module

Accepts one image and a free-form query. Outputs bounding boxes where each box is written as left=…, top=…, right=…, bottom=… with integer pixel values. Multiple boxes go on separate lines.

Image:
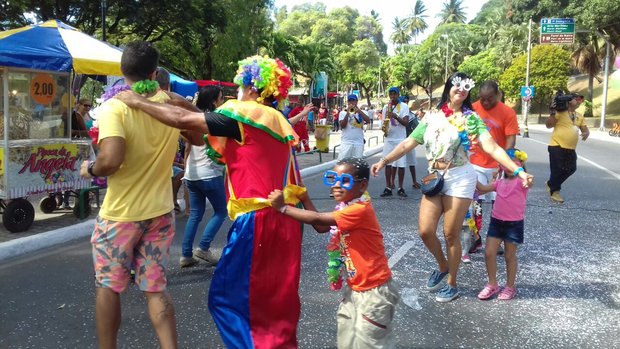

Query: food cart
left=0, top=20, right=123, bottom=232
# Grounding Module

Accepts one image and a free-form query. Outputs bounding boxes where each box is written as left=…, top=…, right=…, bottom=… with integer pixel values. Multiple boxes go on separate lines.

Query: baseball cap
left=388, top=87, right=400, bottom=94
left=347, top=94, right=358, bottom=101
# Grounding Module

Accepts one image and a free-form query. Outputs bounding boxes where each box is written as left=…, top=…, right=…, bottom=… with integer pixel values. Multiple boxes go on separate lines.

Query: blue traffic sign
left=520, top=86, right=535, bottom=98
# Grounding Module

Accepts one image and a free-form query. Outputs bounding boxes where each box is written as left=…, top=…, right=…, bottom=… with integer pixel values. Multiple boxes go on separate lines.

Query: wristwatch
left=87, top=161, right=97, bottom=177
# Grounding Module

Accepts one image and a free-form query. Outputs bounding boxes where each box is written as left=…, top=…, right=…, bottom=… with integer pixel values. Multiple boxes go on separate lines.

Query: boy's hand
left=268, top=189, right=285, bottom=210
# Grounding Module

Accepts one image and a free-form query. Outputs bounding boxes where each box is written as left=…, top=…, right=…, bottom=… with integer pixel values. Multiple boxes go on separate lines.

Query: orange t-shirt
left=333, top=201, right=392, bottom=292
left=470, top=101, right=519, bottom=169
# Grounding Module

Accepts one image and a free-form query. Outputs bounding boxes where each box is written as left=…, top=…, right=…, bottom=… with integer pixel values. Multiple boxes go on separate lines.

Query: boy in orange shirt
left=269, top=158, right=400, bottom=349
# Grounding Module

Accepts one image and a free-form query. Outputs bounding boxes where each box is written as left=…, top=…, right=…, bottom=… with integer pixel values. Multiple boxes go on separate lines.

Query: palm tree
left=390, top=17, right=410, bottom=47
left=571, top=40, right=602, bottom=117
left=437, top=0, right=467, bottom=25
left=406, top=0, right=428, bottom=44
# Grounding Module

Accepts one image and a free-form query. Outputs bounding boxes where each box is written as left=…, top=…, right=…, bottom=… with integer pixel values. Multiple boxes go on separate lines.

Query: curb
left=0, top=219, right=95, bottom=261
left=0, top=145, right=384, bottom=262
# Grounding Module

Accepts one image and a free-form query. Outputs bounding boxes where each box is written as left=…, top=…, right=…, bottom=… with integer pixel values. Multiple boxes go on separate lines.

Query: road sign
left=540, top=18, right=575, bottom=44
left=520, top=86, right=535, bottom=98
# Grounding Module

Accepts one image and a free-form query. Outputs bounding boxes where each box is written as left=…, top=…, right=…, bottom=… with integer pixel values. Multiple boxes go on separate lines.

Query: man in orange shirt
left=468, top=81, right=519, bottom=255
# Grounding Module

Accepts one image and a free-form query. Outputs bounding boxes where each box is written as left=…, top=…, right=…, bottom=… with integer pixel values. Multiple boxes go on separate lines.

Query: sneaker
left=550, top=191, right=565, bottom=203
left=461, top=254, right=471, bottom=264
left=468, top=238, right=483, bottom=254
left=380, top=188, right=393, bottom=197
left=477, top=284, right=501, bottom=300
left=180, top=256, right=199, bottom=268
left=397, top=188, right=407, bottom=197
left=426, top=270, right=449, bottom=291
left=498, top=286, right=517, bottom=300
left=435, top=284, right=460, bottom=302
left=194, top=248, right=219, bottom=265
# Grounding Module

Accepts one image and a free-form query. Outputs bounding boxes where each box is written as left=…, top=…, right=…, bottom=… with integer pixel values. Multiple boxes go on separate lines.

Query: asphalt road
left=1, top=129, right=619, bottom=349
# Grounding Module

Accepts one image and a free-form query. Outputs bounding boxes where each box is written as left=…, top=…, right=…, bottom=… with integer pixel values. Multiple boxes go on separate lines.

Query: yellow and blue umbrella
left=0, top=19, right=122, bottom=75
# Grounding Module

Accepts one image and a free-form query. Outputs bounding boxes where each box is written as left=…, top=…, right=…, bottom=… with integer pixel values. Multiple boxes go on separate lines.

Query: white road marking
left=388, top=240, right=415, bottom=268
left=526, top=137, right=620, bottom=181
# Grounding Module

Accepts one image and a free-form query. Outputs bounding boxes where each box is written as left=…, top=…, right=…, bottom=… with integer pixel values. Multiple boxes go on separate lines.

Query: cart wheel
left=73, top=196, right=91, bottom=219
left=39, top=197, right=57, bottom=214
left=3, top=198, right=35, bottom=233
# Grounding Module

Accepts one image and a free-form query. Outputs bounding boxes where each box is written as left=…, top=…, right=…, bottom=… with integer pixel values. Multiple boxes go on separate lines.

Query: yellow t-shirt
left=97, top=91, right=180, bottom=221
left=549, top=110, right=585, bottom=150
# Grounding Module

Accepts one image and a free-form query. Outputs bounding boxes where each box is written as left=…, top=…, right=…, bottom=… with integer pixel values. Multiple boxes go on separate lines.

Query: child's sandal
left=498, top=286, right=517, bottom=300
left=477, top=284, right=500, bottom=300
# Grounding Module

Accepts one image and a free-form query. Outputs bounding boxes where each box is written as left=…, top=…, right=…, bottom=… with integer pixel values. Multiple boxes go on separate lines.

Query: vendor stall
left=0, top=20, right=123, bottom=232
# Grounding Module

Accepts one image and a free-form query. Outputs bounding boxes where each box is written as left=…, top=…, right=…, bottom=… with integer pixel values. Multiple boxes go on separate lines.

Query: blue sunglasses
left=323, top=170, right=363, bottom=190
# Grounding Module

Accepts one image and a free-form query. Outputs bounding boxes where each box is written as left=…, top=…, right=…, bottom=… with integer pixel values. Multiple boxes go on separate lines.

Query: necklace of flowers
left=326, top=191, right=370, bottom=291
left=88, top=80, right=160, bottom=145
left=441, top=103, right=477, bottom=152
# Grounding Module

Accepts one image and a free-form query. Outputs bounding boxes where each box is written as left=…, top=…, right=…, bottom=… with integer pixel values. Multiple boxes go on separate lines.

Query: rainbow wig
left=233, top=55, right=293, bottom=108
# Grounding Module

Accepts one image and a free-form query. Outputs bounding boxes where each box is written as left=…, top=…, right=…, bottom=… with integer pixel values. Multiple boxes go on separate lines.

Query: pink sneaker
left=477, top=284, right=500, bottom=300
left=498, top=286, right=517, bottom=300
left=461, top=254, right=471, bottom=264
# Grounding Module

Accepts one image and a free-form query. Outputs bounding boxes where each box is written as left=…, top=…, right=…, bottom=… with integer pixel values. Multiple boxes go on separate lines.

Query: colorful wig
left=233, top=55, right=293, bottom=108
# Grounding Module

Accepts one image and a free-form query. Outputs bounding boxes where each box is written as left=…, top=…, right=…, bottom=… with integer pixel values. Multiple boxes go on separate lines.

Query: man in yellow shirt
left=545, top=93, right=590, bottom=203
left=80, top=41, right=180, bottom=349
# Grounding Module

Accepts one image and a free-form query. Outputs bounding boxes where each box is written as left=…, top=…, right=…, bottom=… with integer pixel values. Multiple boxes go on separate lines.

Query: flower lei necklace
left=326, top=192, right=370, bottom=291
left=441, top=103, right=478, bottom=151
left=88, top=80, right=160, bottom=145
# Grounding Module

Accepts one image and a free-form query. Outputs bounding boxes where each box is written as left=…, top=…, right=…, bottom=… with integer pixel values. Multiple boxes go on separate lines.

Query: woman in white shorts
left=371, top=72, right=533, bottom=303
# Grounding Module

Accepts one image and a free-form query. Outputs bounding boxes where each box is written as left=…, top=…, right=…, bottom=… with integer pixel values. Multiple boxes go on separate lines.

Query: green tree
left=438, top=0, right=467, bottom=25
left=391, top=17, right=411, bottom=47
left=406, top=0, right=428, bottom=44
left=458, top=49, right=502, bottom=99
left=571, top=41, right=601, bottom=117
left=499, top=45, right=571, bottom=112
left=339, top=39, right=380, bottom=107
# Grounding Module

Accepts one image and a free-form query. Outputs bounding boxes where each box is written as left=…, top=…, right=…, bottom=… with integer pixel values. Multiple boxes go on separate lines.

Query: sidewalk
left=0, top=126, right=385, bottom=260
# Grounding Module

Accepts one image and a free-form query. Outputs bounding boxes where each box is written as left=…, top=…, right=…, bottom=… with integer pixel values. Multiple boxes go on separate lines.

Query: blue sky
left=273, top=0, right=489, bottom=54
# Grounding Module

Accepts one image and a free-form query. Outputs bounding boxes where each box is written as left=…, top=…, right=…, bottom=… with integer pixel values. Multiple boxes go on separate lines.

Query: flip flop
left=412, top=182, right=421, bottom=189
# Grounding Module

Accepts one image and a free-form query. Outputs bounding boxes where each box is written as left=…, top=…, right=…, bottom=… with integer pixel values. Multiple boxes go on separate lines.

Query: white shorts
left=382, top=140, right=407, bottom=168
left=405, top=148, right=417, bottom=167
left=472, top=165, right=498, bottom=201
left=338, top=143, right=364, bottom=160
left=439, top=162, right=477, bottom=199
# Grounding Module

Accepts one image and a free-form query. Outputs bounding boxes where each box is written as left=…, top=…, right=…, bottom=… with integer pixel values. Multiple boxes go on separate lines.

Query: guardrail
left=368, top=136, right=379, bottom=148
left=333, top=144, right=340, bottom=159
left=297, top=149, right=323, bottom=163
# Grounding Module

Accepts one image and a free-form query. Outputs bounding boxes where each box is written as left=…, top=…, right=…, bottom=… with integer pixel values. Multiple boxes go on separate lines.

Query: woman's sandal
left=498, top=286, right=517, bottom=300
left=477, top=284, right=501, bottom=300
left=412, top=182, right=421, bottom=189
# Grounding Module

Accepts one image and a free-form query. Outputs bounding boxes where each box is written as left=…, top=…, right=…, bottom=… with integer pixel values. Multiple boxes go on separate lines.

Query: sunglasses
left=323, top=170, right=363, bottom=190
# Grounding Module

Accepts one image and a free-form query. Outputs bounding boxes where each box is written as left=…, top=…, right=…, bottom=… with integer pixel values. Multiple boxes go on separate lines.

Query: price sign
left=30, top=73, right=57, bottom=105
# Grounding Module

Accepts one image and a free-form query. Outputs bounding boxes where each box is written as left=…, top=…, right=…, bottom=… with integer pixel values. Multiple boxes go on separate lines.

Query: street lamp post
left=101, top=0, right=107, bottom=41
left=442, top=34, right=449, bottom=82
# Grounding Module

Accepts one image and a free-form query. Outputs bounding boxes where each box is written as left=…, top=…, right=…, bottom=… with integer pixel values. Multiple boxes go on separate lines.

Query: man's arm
left=81, top=136, right=125, bottom=178
left=505, top=135, right=516, bottom=150
left=580, top=124, right=590, bottom=141
left=116, top=91, right=208, bottom=133
left=339, top=112, right=348, bottom=128
left=357, top=108, right=371, bottom=123
left=546, top=111, right=557, bottom=129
